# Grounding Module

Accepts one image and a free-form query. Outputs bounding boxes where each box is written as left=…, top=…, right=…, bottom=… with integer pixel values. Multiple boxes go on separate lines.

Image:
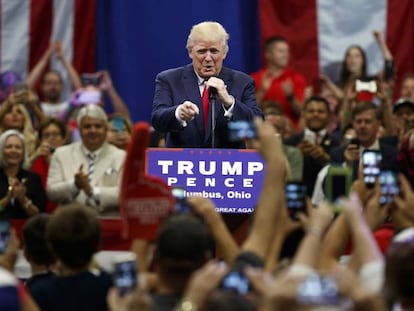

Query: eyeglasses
left=42, top=132, right=62, bottom=139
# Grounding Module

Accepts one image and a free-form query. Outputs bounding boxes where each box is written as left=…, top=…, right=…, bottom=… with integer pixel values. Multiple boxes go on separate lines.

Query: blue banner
left=146, top=148, right=266, bottom=213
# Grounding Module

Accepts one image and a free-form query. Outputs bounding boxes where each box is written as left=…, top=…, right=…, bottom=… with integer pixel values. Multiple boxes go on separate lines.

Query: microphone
left=209, top=86, right=217, bottom=100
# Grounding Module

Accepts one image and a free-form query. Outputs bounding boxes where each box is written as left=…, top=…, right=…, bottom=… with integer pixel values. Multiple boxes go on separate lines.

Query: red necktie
left=202, top=83, right=209, bottom=129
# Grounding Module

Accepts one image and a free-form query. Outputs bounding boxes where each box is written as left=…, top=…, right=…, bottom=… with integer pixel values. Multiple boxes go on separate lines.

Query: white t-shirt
left=41, top=101, right=69, bottom=119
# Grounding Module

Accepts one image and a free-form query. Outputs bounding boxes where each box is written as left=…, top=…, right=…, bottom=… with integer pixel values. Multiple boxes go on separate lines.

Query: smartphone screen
left=227, top=121, right=257, bottom=142
left=285, top=182, right=307, bottom=220
left=112, top=116, right=125, bottom=132
left=362, top=150, right=382, bottom=188
left=379, top=170, right=399, bottom=205
left=113, top=254, right=138, bottom=296
left=297, top=274, right=339, bottom=305
left=0, top=220, right=11, bottom=254
left=172, top=186, right=192, bottom=213
left=221, top=271, right=250, bottom=295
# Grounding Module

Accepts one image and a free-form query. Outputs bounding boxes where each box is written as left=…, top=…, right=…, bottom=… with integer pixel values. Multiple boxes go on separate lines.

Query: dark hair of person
left=351, top=101, right=381, bottom=120
left=303, top=95, right=330, bottom=113
left=264, top=36, right=287, bottom=52
left=42, top=70, right=64, bottom=85
left=38, top=118, right=67, bottom=140
left=47, top=203, right=101, bottom=269
left=385, top=241, right=414, bottom=308
left=22, top=214, right=56, bottom=266
left=339, top=45, right=367, bottom=87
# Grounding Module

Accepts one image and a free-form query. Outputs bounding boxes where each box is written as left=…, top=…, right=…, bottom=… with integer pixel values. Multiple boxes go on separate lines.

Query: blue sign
left=145, top=148, right=266, bottom=213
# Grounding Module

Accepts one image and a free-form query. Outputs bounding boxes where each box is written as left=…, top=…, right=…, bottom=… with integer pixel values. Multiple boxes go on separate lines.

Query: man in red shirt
left=251, top=36, right=306, bottom=130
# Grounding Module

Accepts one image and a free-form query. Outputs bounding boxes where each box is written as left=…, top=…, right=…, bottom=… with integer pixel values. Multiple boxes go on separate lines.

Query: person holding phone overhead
left=151, top=21, right=263, bottom=149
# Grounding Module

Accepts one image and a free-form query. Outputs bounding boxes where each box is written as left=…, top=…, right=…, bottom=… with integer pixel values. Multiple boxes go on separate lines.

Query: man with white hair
left=151, top=21, right=263, bottom=148
left=47, top=105, right=125, bottom=216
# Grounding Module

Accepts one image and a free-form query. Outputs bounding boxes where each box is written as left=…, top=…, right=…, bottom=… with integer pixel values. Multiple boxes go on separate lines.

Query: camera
left=0, top=220, right=10, bottom=254
left=285, top=182, right=307, bottom=220
left=171, top=186, right=192, bottom=213
left=220, top=271, right=250, bottom=295
left=297, top=274, right=339, bottom=305
left=227, top=121, right=257, bottom=142
left=113, top=253, right=138, bottom=296
left=362, top=150, right=382, bottom=188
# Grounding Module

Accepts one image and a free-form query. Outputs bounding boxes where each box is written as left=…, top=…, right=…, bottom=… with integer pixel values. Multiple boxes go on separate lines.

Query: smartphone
left=297, top=274, right=339, bottom=305
left=172, top=186, right=192, bottom=213
left=362, top=150, right=382, bottom=188
left=379, top=170, right=399, bottom=205
left=324, top=166, right=353, bottom=205
left=220, top=271, right=250, bottom=295
left=81, top=73, right=101, bottom=87
left=0, top=220, right=11, bottom=254
left=349, top=138, right=360, bottom=148
left=384, top=59, right=394, bottom=81
left=113, top=253, right=138, bottom=296
left=112, top=116, right=125, bottom=133
left=227, top=121, right=257, bottom=142
left=285, top=182, right=307, bottom=220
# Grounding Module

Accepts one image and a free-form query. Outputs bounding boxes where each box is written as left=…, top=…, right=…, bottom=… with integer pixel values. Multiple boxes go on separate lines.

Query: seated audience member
left=26, top=41, right=81, bottom=120
left=0, top=103, right=38, bottom=158
left=30, top=203, right=113, bottom=311
left=30, top=118, right=67, bottom=213
left=251, top=36, right=306, bottom=130
left=47, top=105, right=125, bottom=216
left=400, top=73, right=414, bottom=103
left=262, top=102, right=303, bottom=181
left=0, top=130, right=45, bottom=219
left=330, top=101, right=398, bottom=177
left=284, top=96, right=340, bottom=195
left=106, top=113, right=132, bottom=150
left=22, top=214, right=56, bottom=293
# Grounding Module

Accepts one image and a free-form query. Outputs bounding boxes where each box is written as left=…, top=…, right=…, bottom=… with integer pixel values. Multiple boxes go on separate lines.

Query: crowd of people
left=0, top=19, right=413, bottom=311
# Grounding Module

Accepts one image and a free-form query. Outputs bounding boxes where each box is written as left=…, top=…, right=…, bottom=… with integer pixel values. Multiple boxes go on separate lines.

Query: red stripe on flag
left=259, top=0, right=319, bottom=84
left=73, top=0, right=96, bottom=74
left=29, top=0, right=53, bottom=69
left=386, top=0, right=414, bottom=98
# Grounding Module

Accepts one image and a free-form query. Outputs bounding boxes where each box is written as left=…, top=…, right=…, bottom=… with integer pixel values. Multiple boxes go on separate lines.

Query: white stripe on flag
left=51, top=0, right=75, bottom=100
left=1, top=1, right=30, bottom=77
left=317, top=0, right=387, bottom=82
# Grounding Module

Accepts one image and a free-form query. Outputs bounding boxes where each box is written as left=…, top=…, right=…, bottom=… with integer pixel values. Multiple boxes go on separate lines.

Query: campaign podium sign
left=145, top=148, right=266, bottom=213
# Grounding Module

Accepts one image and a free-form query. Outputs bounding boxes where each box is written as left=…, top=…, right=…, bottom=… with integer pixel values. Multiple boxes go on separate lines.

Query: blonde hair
left=186, top=21, right=229, bottom=53
left=0, top=104, right=37, bottom=157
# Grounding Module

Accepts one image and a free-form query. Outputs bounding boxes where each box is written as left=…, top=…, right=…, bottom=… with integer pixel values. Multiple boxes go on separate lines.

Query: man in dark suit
left=330, top=101, right=398, bottom=177
left=284, top=96, right=340, bottom=195
left=151, top=21, right=263, bottom=148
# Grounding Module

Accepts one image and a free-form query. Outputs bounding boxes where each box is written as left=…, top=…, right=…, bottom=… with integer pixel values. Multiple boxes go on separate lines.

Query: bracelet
left=307, top=227, right=323, bottom=238
left=177, top=298, right=197, bottom=311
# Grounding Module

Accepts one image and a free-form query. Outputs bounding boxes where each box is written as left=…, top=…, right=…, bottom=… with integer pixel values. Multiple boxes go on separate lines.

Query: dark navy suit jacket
left=151, top=64, right=263, bottom=148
